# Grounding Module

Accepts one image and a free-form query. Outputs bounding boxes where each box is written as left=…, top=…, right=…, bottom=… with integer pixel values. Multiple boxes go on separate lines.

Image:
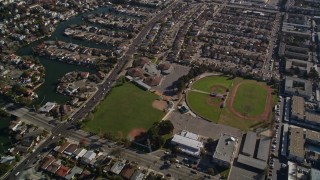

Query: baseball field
left=187, top=75, right=273, bottom=130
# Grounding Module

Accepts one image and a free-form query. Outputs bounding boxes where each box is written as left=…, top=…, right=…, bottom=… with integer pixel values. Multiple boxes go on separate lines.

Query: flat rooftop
left=285, top=76, right=312, bottom=98
left=213, top=134, right=237, bottom=164
left=291, top=96, right=305, bottom=120
left=306, top=130, right=320, bottom=143
left=257, top=136, right=271, bottom=161
left=305, top=112, right=320, bottom=124
left=242, top=132, right=257, bottom=157
left=237, top=154, right=267, bottom=170
left=289, top=127, right=305, bottom=159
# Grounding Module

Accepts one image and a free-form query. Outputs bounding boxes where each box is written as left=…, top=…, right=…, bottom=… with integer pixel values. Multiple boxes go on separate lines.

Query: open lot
left=187, top=75, right=273, bottom=130
left=83, top=82, right=165, bottom=138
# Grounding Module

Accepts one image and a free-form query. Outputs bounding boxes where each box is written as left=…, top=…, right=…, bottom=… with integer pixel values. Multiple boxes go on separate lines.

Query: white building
left=81, top=150, right=96, bottom=164
left=39, top=102, right=57, bottom=113
left=171, top=130, right=203, bottom=157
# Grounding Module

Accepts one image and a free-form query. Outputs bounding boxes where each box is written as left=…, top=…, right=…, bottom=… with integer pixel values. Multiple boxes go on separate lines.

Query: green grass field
left=233, top=83, right=267, bottom=116
left=187, top=91, right=221, bottom=123
left=83, top=83, right=165, bottom=137
left=192, top=76, right=233, bottom=93
left=187, top=76, right=272, bottom=130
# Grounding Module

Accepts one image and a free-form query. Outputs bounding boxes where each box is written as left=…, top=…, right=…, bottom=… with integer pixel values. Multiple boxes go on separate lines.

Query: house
left=65, top=166, right=83, bottom=180
left=55, top=142, right=70, bottom=154
left=41, top=155, right=55, bottom=170
left=130, top=170, right=145, bottom=180
left=212, top=134, right=238, bottom=167
left=133, top=57, right=150, bottom=68
left=64, top=144, right=78, bottom=156
left=9, top=119, right=22, bottom=131
left=171, top=130, right=204, bottom=157
left=120, top=165, right=136, bottom=180
left=39, top=102, right=57, bottom=113
left=97, top=71, right=105, bottom=79
left=81, top=150, right=96, bottom=164
left=110, top=160, right=126, bottom=175
left=79, top=72, right=90, bottom=79
left=127, top=68, right=144, bottom=78
left=46, top=162, right=61, bottom=174
left=21, top=137, right=35, bottom=148
left=0, top=156, right=15, bottom=165
left=55, top=165, right=70, bottom=178
left=74, top=148, right=87, bottom=159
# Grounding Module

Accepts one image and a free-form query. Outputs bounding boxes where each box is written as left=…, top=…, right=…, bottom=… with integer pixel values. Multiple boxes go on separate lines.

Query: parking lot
left=168, top=111, right=242, bottom=140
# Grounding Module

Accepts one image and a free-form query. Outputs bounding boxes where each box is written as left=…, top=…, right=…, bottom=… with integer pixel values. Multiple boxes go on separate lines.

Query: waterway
left=16, top=6, right=114, bottom=105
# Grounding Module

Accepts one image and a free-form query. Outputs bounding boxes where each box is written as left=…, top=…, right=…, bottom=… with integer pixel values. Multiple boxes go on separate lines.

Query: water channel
left=16, top=6, right=114, bottom=105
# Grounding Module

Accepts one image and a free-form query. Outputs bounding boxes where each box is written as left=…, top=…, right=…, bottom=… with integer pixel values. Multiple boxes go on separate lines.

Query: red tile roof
left=55, top=165, right=70, bottom=177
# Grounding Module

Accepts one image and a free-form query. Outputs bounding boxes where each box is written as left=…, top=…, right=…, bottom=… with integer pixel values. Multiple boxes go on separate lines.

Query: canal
left=16, top=6, right=114, bottom=105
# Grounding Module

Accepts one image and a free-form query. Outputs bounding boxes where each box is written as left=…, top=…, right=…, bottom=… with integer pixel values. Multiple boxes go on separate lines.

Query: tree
left=207, top=168, right=215, bottom=175
left=158, top=120, right=174, bottom=135
left=15, top=154, right=21, bottom=162
left=308, top=67, right=320, bottom=83
left=0, top=164, right=11, bottom=176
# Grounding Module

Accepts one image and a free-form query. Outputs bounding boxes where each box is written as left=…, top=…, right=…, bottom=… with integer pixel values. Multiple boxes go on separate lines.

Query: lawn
left=192, top=76, right=233, bottom=93
left=187, top=76, right=273, bottom=130
left=233, top=83, right=267, bottom=116
left=187, top=91, right=221, bottom=123
left=83, top=82, right=165, bottom=137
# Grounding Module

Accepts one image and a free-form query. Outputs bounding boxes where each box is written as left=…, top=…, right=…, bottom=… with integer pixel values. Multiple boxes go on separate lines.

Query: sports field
left=83, top=82, right=165, bottom=138
left=187, top=91, right=221, bottom=122
left=191, top=76, right=233, bottom=93
left=187, top=76, right=273, bottom=130
left=233, top=83, right=268, bottom=116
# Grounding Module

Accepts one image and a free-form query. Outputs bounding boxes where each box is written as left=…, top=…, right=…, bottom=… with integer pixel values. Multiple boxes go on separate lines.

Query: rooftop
left=237, top=154, right=267, bottom=170
left=288, top=127, right=305, bottom=158
left=305, top=112, right=320, bottom=124
left=242, top=131, right=257, bottom=157
left=39, top=102, right=57, bottom=113
left=110, top=160, right=126, bottom=175
left=257, top=136, right=271, bottom=161
left=311, top=168, right=320, bottom=180
left=171, top=130, right=204, bottom=156
left=306, top=130, right=320, bottom=143
left=285, top=76, right=312, bottom=98
left=65, top=166, right=83, bottom=180
left=213, top=134, right=237, bottom=164
left=291, top=96, right=305, bottom=120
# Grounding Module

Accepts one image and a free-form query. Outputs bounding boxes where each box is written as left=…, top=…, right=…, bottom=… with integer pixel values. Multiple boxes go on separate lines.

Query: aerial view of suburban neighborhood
left=1, top=0, right=320, bottom=179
